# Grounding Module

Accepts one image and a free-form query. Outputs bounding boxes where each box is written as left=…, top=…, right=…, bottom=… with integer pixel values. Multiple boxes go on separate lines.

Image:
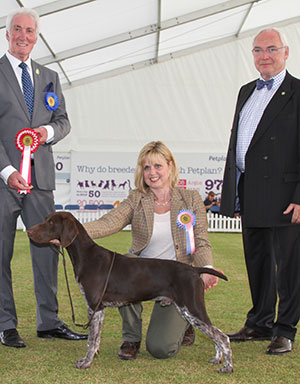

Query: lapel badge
left=281, top=91, right=286, bottom=96
left=35, top=68, right=40, bottom=75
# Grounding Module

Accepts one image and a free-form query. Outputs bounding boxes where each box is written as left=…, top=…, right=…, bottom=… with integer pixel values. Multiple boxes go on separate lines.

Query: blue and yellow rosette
left=45, top=92, right=59, bottom=111
left=177, top=210, right=196, bottom=255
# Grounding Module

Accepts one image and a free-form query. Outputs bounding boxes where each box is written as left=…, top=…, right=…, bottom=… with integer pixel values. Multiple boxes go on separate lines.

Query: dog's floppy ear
left=60, top=216, right=79, bottom=248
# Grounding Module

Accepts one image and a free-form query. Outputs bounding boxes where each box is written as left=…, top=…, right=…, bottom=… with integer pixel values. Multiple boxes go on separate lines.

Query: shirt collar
left=259, top=69, right=286, bottom=86
left=6, top=51, right=32, bottom=72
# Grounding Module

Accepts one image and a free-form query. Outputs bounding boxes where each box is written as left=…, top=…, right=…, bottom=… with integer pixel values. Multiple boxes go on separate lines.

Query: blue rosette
left=45, top=92, right=59, bottom=111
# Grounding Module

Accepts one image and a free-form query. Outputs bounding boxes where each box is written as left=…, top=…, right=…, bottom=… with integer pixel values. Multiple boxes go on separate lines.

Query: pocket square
left=43, top=82, right=54, bottom=93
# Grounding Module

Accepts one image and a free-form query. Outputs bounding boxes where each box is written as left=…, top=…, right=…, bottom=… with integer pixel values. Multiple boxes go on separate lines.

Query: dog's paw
left=75, top=357, right=92, bottom=369
left=218, top=365, right=234, bottom=374
left=209, top=356, right=222, bottom=365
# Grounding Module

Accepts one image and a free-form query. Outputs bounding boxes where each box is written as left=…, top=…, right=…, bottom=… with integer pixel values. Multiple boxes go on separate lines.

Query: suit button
left=270, top=136, right=276, bottom=140
left=263, top=175, right=269, bottom=179
left=262, top=156, right=268, bottom=160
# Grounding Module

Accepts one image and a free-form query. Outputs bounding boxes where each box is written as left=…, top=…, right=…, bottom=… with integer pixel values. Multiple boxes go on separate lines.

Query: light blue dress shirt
left=236, top=69, right=286, bottom=172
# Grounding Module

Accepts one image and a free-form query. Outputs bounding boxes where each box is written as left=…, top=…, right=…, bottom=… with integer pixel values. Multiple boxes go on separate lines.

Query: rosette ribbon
left=45, top=92, right=59, bottom=111
left=15, top=129, right=39, bottom=194
left=176, top=210, right=196, bottom=255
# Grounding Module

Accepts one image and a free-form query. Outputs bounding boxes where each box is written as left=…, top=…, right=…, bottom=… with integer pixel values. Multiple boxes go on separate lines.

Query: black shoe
left=266, top=336, right=293, bottom=354
left=0, top=329, right=26, bottom=348
left=181, top=325, right=195, bottom=346
left=118, top=341, right=141, bottom=360
left=37, top=323, right=88, bottom=340
left=228, top=326, right=272, bottom=342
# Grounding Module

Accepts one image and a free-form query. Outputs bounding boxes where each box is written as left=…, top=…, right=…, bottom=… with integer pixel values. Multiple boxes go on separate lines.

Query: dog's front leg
left=75, top=307, right=106, bottom=369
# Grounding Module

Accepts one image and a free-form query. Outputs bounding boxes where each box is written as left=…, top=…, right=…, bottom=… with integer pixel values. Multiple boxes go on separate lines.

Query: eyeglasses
left=252, top=46, right=285, bottom=56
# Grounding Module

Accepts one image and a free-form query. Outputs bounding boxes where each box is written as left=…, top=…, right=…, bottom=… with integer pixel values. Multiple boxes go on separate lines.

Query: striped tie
left=19, top=62, right=34, bottom=119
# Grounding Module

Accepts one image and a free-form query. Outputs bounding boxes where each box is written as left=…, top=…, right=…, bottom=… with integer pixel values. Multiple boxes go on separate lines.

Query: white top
left=140, top=211, right=176, bottom=261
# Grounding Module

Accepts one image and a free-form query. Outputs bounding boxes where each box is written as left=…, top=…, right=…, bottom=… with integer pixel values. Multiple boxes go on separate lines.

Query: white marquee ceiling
left=1, top=0, right=300, bottom=89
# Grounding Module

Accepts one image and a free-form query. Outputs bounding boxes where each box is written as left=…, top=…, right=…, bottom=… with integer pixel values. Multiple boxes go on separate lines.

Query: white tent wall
left=53, top=21, right=300, bottom=206
left=59, top=37, right=252, bottom=154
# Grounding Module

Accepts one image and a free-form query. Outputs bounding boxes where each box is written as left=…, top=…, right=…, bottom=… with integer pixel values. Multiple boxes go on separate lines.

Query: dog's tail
left=195, top=267, right=228, bottom=281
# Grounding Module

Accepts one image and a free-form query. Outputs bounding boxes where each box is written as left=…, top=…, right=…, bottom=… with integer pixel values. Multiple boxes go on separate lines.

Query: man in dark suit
left=220, top=28, right=300, bottom=355
left=0, top=8, right=87, bottom=348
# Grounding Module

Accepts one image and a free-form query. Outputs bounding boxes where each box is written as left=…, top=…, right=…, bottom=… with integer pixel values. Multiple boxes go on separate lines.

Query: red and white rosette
left=15, top=129, right=39, bottom=194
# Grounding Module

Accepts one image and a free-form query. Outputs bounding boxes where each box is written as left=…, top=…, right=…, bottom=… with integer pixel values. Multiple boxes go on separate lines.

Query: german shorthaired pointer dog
left=27, top=211, right=233, bottom=373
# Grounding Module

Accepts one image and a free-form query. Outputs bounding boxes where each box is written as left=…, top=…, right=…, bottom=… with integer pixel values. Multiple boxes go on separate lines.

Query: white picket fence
left=19, top=206, right=242, bottom=233
left=206, top=211, right=241, bottom=233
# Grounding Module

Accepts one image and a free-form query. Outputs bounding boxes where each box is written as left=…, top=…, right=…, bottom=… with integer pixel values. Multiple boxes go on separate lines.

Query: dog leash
left=58, top=246, right=116, bottom=330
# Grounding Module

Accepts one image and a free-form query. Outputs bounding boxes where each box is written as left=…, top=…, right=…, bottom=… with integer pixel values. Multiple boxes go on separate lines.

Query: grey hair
left=6, top=7, right=40, bottom=36
left=253, top=27, right=288, bottom=47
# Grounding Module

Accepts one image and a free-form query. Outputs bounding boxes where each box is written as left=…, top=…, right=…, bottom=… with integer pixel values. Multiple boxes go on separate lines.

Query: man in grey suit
left=0, top=8, right=87, bottom=348
left=220, top=28, right=300, bottom=355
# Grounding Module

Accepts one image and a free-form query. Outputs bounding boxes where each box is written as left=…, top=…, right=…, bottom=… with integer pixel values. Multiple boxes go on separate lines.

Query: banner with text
left=70, top=151, right=226, bottom=208
left=54, top=152, right=71, bottom=184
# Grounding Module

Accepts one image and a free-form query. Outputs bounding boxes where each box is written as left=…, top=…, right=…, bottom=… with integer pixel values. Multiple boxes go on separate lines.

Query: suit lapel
left=237, top=82, right=256, bottom=115
left=249, top=72, right=293, bottom=150
left=31, top=60, right=43, bottom=123
left=170, top=189, right=185, bottom=237
left=231, top=81, right=256, bottom=147
left=140, top=192, right=155, bottom=243
left=0, top=55, right=30, bottom=120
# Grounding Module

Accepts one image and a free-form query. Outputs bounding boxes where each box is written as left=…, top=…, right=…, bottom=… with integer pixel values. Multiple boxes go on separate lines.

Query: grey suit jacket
left=0, top=54, right=71, bottom=190
left=220, top=71, right=300, bottom=227
left=84, top=188, right=213, bottom=267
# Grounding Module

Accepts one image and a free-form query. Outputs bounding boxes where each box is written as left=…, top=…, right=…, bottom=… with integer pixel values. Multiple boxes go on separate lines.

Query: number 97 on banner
left=205, top=179, right=223, bottom=191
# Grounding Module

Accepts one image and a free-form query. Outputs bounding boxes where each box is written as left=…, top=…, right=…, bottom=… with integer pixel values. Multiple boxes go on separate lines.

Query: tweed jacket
left=84, top=188, right=212, bottom=267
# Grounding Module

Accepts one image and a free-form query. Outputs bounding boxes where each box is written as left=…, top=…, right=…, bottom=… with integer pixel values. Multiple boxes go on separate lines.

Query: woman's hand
left=201, top=268, right=224, bottom=291
left=50, top=239, right=61, bottom=246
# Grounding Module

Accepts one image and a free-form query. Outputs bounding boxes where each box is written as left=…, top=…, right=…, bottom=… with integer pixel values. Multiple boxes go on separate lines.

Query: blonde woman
left=84, top=141, right=219, bottom=360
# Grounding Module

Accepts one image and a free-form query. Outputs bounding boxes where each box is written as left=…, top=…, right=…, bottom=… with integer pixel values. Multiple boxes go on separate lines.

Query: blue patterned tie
left=256, top=78, right=274, bottom=91
left=19, top=62, right=34, bottom=118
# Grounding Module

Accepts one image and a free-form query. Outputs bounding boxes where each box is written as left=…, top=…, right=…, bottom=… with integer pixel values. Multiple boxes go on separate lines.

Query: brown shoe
left=118, top=341, right=141, bottom=360
left=181, top=325, right=195, bottom=346
left=266, top=336, right=293, bottom=354
left=228, top=326, right=272, bottom=342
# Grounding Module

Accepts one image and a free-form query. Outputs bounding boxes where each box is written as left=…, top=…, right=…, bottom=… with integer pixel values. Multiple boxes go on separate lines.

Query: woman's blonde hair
left=135, top=141, right=179, bottom=193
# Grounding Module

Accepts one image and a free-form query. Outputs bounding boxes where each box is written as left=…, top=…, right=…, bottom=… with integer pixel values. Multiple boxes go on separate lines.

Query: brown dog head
left=27, top=211, right=79, bottom=248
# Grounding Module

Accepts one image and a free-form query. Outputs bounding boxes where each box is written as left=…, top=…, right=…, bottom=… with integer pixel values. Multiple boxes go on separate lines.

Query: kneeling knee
left=146, top=339, right=180, bottom=359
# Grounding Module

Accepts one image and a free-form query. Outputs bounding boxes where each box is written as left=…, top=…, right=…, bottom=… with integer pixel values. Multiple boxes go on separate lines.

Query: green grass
left=0, top=231, right=299, bottom=383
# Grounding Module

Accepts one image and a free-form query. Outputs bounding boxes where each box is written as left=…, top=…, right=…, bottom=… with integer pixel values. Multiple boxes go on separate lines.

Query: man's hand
left=283, top=203, right=300, bottom=224
left=8, top=171, right=33, bottom=191
left=34, top=126, right=48, bottom=145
